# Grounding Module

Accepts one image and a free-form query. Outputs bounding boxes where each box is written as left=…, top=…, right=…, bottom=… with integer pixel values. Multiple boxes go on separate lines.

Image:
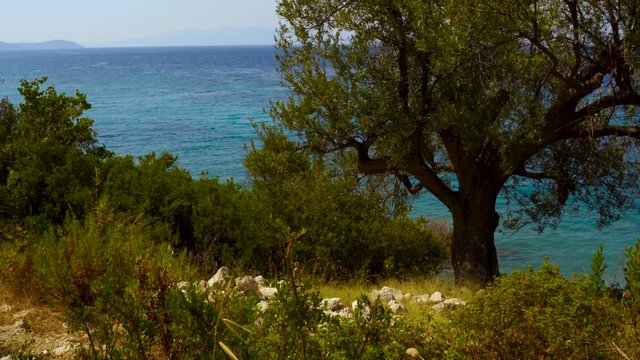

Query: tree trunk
left=450, top=187, right=501, bottom=285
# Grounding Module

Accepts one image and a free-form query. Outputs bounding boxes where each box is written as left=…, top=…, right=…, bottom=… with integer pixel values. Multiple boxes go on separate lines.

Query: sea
left=1, top=46, right=638, bottom=282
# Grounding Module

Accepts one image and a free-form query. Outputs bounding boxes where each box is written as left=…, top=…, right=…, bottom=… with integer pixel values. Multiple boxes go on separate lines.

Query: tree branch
left=565, top=0, right=582, bottom=77
left=575, top=93, right=640, bottom=119
left=563, top=125, right=640, bottom=140
left=514, top=167, right=557, bottom=181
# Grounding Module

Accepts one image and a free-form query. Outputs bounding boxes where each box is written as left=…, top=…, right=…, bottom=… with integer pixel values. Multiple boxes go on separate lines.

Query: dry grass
left=0, top=281, right=66, bottom=334
left=315, top=275, right=479, bottom=320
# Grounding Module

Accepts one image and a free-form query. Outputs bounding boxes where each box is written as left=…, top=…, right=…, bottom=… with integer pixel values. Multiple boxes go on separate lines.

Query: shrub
left=35, top=204, right=195, bottom=359
left=162, top=284, right=261, bottom=359
left=625, top=240, right=640, bottom=317
left=0, top=79, right=111, bottom=229
left=426, top=258, right=638, bottom=359
left=244, top=123, right=447, bottom=279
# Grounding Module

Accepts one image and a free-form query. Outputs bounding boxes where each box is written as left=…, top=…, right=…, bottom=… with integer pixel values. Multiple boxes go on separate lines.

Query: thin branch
left=309, top=0, right=354, bottom=31
left=397, top=174, right=424, bottom=194
left=514, top=167, right=557, bottom=181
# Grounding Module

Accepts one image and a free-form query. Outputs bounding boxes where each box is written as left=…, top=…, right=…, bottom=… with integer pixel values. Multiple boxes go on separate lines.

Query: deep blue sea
left=1, top=46, right=638, bottom=281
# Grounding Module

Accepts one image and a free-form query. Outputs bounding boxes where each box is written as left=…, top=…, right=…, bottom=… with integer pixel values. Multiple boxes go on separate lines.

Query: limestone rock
left=208, top=266, right=230, bottom=288
left=235, top=276, right=260, bottom=295
left=388, top=300, right=405, bottom=314
left=176, top=281, right=189, bottom=292
left=411, top=294, right=431, bottom=304
left=429, top=291, right=444, bottom=303
left=52, top=344, right=71, bottom=356
left=371, top=286, right=403, bottom=302
left=338, top=307, right=353, bottom=319
left=320, top=298, right=344, bottom=312
left=257, top=301, right=269, bottom=312
left=432, top=298, right=467, bottom=311
left=254, top=275, right=265, bottom=285
left=352, top=300, right=371, bottom=317
left=443, top=298, right=466, bottom=306
left=259, top=286, right=278, bottom=300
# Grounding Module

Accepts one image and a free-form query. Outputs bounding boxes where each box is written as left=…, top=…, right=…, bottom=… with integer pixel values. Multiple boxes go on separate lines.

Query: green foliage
left=425, top=259, right=639, bottom=359
left=245, top=123, right=446, bottom=279
left=35, top=204, right=195, bottom=359
left=0, top=78, right=111, bottom=228
left=316, top=296, right=426, bottom=359
left=162, top=284, right=260, bottom=359
left=589, top=242, right=607, bottom=295
left=625, top=240, right=640, bottom=316
left=274, top=0, right=640, bottom=284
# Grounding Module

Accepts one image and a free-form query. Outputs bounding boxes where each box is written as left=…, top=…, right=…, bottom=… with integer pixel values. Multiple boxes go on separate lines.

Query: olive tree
left=272, top=0, right=640, bottom=284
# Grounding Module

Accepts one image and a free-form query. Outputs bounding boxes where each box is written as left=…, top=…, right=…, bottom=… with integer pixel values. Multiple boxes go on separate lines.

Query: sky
left=1, top=0, right=279, bottom=46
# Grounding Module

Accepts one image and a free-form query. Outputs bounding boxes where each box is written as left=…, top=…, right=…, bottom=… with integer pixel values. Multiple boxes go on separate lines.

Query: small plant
left=625, top=239, right=640, bottom=316
left=588, top=242, right=607, bottom=296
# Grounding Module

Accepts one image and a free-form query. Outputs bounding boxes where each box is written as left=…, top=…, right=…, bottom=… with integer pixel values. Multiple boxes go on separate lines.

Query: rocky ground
left=0, top=302, right=84, bottom=359
left=0, top=267, right=467, bottom=358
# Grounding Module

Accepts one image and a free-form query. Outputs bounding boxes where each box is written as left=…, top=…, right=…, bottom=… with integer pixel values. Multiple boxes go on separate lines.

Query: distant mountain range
left=1, top=27, right=276, bottom=50
left=103, top=27, right=275, bottom=47
left=0, top=40, right=83, bottom=51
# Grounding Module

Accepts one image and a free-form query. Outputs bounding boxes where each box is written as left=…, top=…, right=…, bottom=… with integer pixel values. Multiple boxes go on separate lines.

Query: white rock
left=197, top=280, right=207, bottom=292
left=235, top=276, right=260, bottom=295
left=207, top=266, right=230, bottom=288
left=257, top=301, right=269, bottom=312
left=351, top=300, right=371, bottom=317
left=431, top=298, right=467, bottom=312
left=371, top=286, right=403, bottom=302
left=1, top=355, right=12, bottom=360
left=254, top=275, right=265, bottom=285
left=411, top=294, right=431, bottom=304
left=176, top=281, right=189, bottom=292
left=258, top=286, right=278, bottom=300
left=403, top=293, right=413, bottom=301
left=443, top=298, right=467, bottom=306
left=323, top=310, right=339, bottom=317
left=320, top=298, right=344, bottom=312
left=388, top=300, right=405, bottom=314
left=429, top=291, right=444, bottom=303
left=338, top=307, right=353, bottom=319
left=0, top=304, right=12, bottom=313
left=53, top=345, right=70, bottom=356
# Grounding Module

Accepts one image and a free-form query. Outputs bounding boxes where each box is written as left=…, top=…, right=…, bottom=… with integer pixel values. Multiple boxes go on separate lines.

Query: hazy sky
left=1, top=0, right=279, bottom=45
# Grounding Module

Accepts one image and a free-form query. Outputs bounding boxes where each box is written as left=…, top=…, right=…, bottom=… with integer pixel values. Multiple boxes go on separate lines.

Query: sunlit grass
left=314, top=274, right=480, bottom=320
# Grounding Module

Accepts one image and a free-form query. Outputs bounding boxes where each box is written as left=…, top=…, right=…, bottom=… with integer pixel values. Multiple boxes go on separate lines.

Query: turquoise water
left=1, top=46, right=638, bottom=281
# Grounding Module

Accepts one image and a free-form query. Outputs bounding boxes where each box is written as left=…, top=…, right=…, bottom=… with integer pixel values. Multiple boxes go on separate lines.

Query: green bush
left=425, top=255, right=639, bottom=359
left=162, top=284, right=261, bottom=359
left=244, top=123, right=447, bottom=279
left=0, top=79, right=111, bottom=229
left=35, top=204, right=195, bottom=359
left=625, top=240, right=640, bottom=317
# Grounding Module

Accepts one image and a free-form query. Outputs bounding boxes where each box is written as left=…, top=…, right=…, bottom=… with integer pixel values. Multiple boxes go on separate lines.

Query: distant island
left=0, top=40, right=83, bottom=51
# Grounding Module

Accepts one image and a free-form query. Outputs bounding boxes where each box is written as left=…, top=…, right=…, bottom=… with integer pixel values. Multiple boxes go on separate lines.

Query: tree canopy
left=273, top=0, right=640, bottom=284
